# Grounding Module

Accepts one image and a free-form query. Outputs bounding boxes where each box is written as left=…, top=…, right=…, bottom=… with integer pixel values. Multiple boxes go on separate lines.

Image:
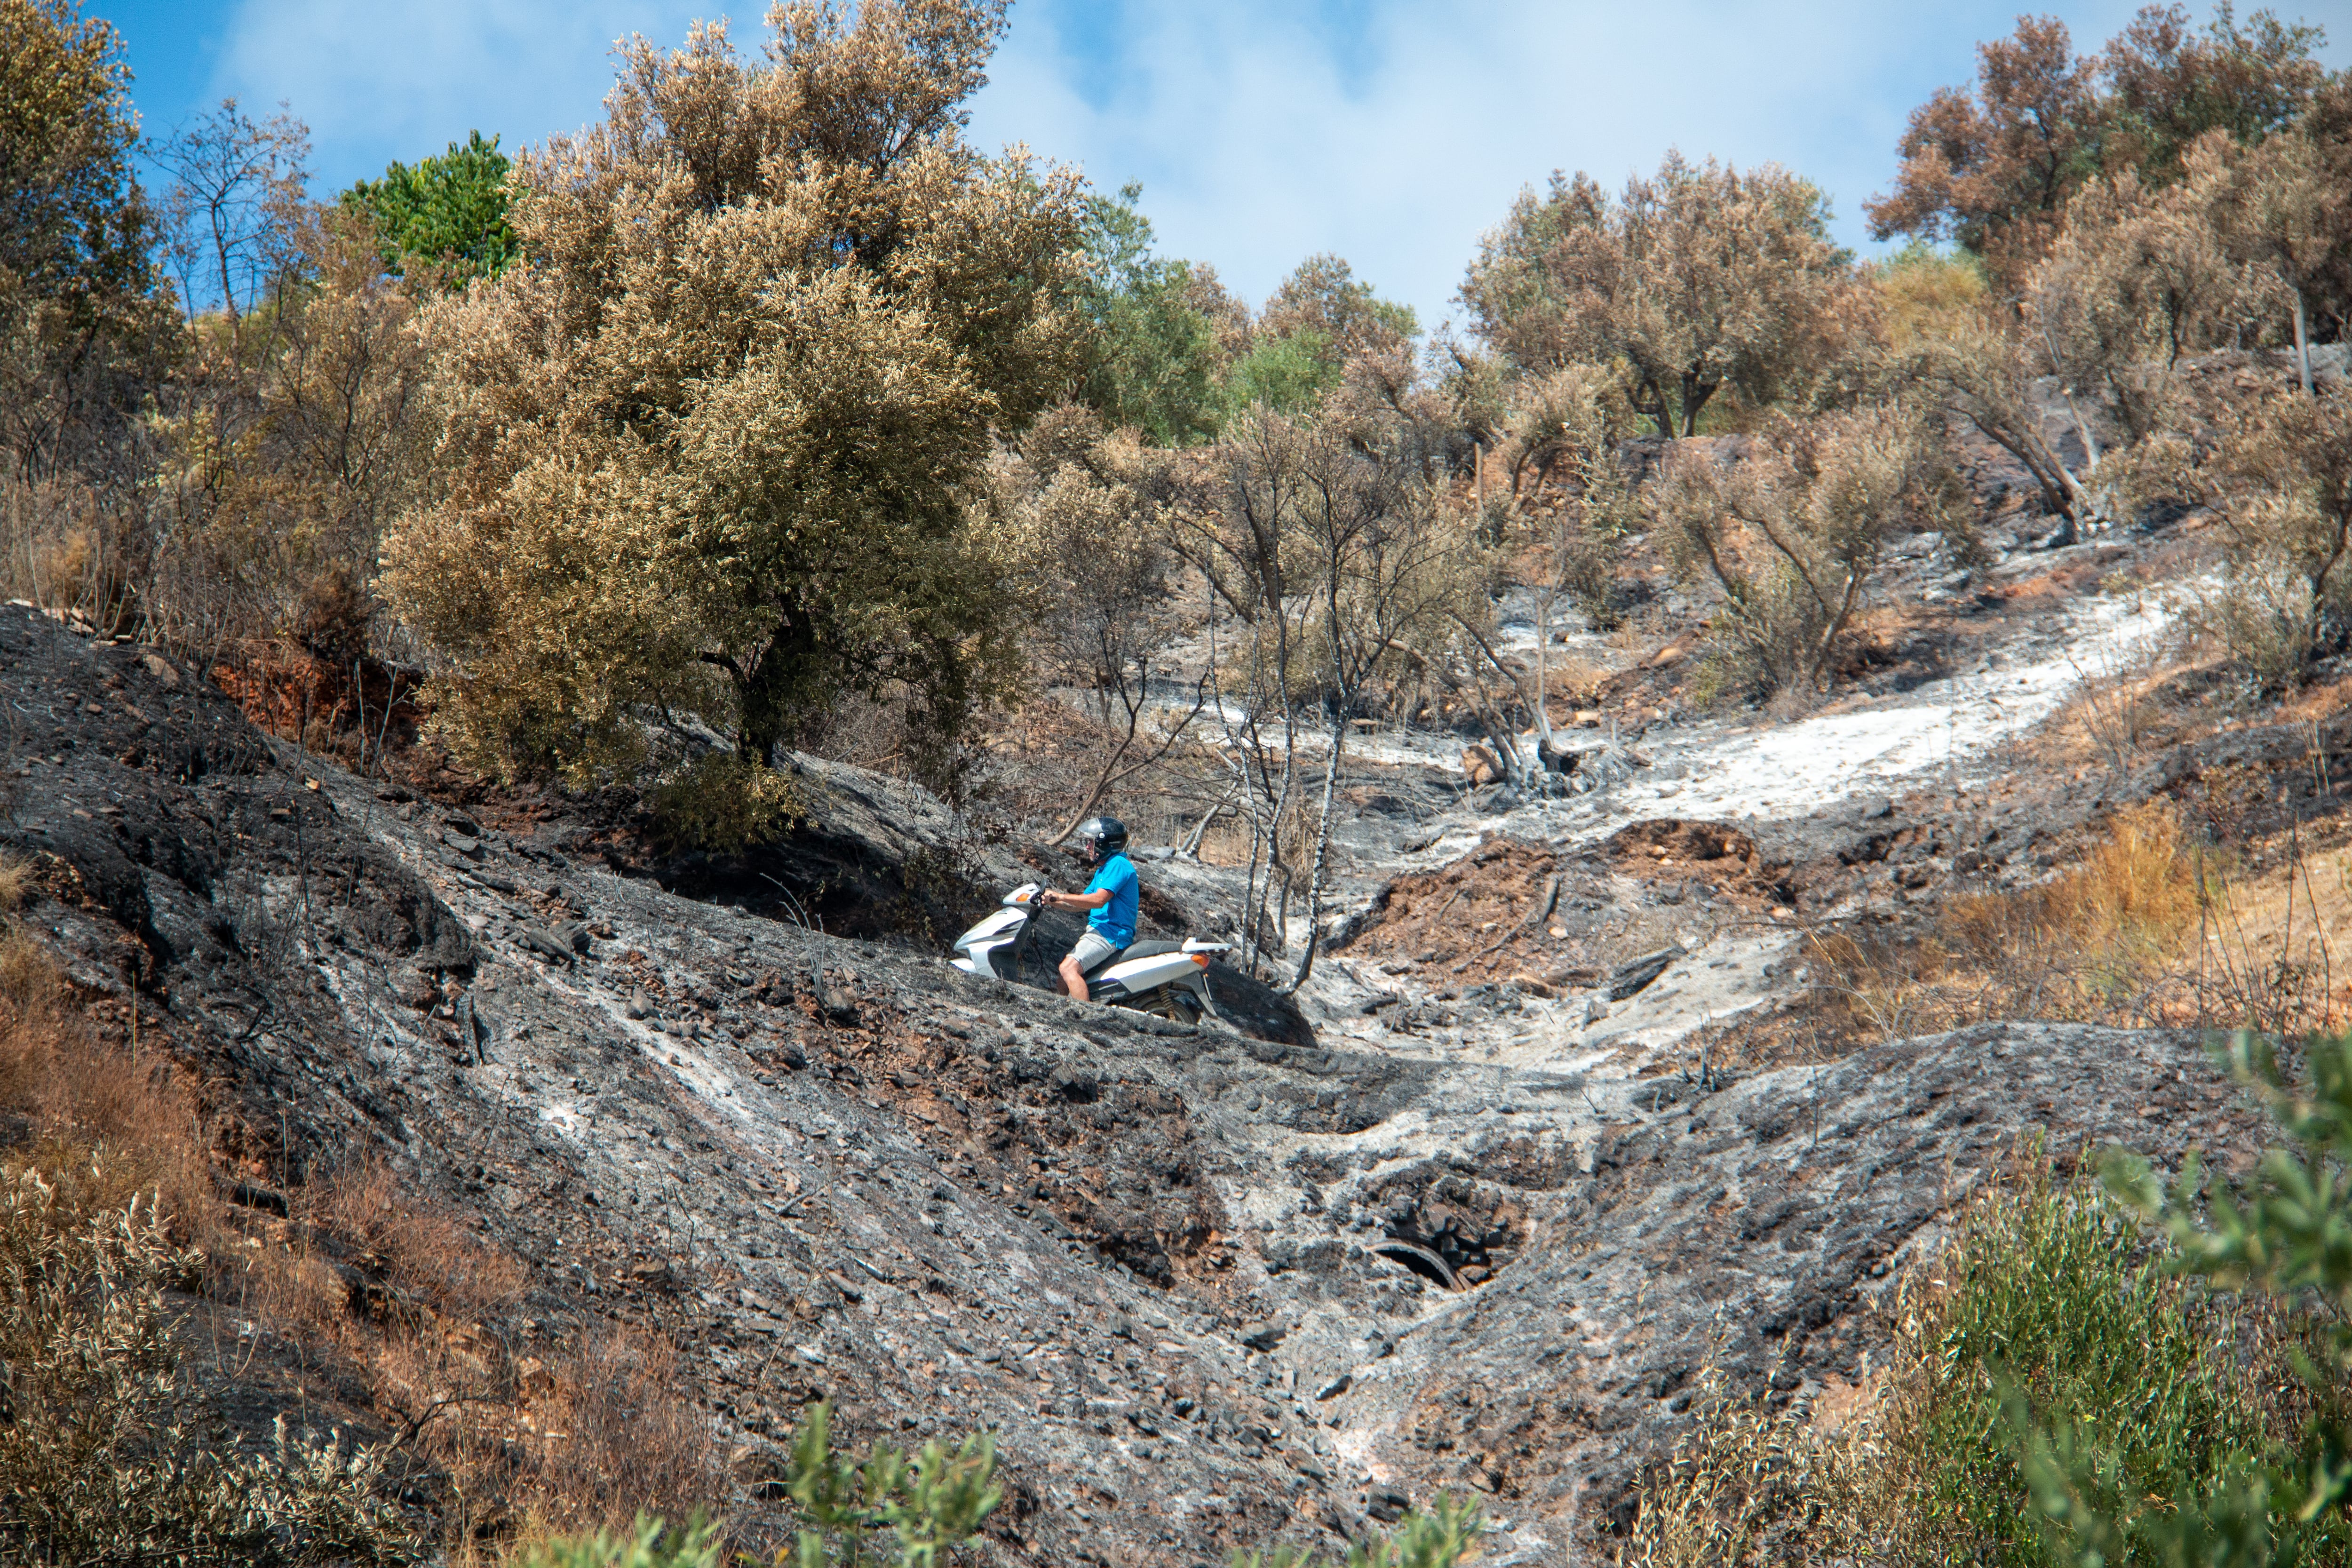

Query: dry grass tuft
left=1801, top=800, right=2346, bottom=1046
left=517, top=1329, right=725, bottom=1542
left=0, top=852, right=31, bottom=914
left=0, top=931, right=724, bottom=1560
left=0, top=927, right=213, bottom=1235
left=228, top=1156, right=721, bottom=1556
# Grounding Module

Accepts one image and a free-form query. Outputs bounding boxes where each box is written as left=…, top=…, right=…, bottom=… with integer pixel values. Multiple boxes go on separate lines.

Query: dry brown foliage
left=2023, top=162, right=2280, bottom=446
left=0, top=924, right=212, bottom=1236
left=1462, top=153, right=1863, bottom=438
left=1869, top=246, right=1988, bottom=352
left=0, top=916, right=720, bottom=1557
left=2134, top=377, right=2352, bottom=688
left=1865, top=8, right=2328, bottom=287
left=1654, top=404, right=1968, bottom=694
left=227, top=1156, right=723, bottom=1555
left=1804, top=800, right=2349, bottom=1048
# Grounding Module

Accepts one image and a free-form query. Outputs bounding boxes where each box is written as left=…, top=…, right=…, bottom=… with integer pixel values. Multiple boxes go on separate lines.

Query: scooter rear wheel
left=1136, top=988, right=1202, bottom=1025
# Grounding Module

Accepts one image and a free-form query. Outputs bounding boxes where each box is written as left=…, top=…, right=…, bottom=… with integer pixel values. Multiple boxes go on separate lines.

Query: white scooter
left=948, top=883, right=1227, bottom=1023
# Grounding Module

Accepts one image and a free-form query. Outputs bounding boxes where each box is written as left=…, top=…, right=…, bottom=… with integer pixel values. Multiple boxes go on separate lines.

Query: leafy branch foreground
left=523, top=1401, right=1478, bottom=1568
left=1626, top=1034, right=2352, bottom=1568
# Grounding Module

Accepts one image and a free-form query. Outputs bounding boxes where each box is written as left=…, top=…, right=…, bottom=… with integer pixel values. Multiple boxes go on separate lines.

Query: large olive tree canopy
left=385, top=0, right=1086, bottom=787
left=1459, top=153, right=1859, bottom=440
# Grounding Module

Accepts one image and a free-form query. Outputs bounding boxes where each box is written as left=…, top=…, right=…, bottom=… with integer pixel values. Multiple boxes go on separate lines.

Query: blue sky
left=91, top=0, right=2352, bottom=330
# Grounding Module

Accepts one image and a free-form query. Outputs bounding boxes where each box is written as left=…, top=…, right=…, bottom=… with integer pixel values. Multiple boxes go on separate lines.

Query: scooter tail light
left=1191, top=953, right=1210, bottom=968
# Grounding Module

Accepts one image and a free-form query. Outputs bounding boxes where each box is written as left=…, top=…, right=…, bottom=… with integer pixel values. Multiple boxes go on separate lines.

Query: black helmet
left=1076, top=815, right=1128, bottom=862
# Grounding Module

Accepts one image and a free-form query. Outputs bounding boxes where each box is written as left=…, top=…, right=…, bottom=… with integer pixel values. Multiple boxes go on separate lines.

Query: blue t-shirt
left=1085, top=852, right=1139, bottom=947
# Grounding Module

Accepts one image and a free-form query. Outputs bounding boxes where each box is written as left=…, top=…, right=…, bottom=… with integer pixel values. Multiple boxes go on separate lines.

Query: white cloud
left=210, top=0, right=710, bottom=183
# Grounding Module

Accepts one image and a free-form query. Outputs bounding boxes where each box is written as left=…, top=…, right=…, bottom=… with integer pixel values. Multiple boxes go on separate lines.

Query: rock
left=1537, top=735, right=1583, bottom=775
left=1461, top=745, right=1500, bottom=787
left=521, top=927, right=576, bottom=965
left=230, top=1181, right=289, bottom=1215
left=1606, top=945, right=1685, bottom=1001
left=1240, top=1321, right=1287, bottom=1352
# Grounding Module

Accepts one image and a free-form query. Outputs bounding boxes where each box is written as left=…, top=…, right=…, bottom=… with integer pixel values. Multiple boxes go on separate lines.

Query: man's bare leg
left=1058, top=954, right=1089, bottom=1001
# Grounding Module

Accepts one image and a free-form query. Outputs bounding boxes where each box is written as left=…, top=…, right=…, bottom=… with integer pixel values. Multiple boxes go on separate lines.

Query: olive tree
left=1865, top=7, right=2328, bottom=286
left=1915, top=317, right=2106, bottom=526
left=2020, top=161, right=2276, bottom=450
left=2137, top=381, right=2352, bottom=686
left=1459, top=152, right=1857, bottom=438
left=1654, top=404, right=1967, bottom=694
left=383, top=0, right=1085, bottom=813
left=2185, top=123, right=2352, bottom=397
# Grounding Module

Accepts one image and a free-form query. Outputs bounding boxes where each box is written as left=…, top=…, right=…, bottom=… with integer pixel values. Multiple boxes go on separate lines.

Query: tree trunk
left=2059, top=387, right=2102, bottom=478
left=1531, top=590, right=1554, bottom=752
left=733, top=616, right=819, bottom=764
left=1286, top=698, right=1344, bottom=993
left=1678, top=374, right=1716, bottom=438
left=2295, top=286, right=2315, bottom=398
left=1629, top=378, right=1673, bottom=442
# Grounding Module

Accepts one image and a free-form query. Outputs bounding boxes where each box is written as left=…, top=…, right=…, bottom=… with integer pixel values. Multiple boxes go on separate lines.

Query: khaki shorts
left=1067, top=929, right=1120, bottom=972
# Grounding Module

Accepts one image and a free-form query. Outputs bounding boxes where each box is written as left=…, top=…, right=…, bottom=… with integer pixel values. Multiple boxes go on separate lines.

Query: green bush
left=1890, top=1173, right=2260, bottom=1566
left=2026, top=1031, right=2352, bottom=1566
left=0, top=1169, right=415, bottom=1566
left=514, top=1514, right=722, bottom=1568
left=1072, top=183, right=1227, bottom=447
left=1620, top=1160, right=2283, bottom=1567
left=339, top=129, right=516, bottom=286
left=558, top=1406, right=1479, bottom=1568
left=648, top=751, right=804, bottom=852
left=756, top=1401, right=999, bottom=1568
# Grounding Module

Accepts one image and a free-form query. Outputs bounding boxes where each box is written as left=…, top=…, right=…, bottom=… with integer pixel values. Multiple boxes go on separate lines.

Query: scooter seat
left=1080, top=938, right=1177, bottom=976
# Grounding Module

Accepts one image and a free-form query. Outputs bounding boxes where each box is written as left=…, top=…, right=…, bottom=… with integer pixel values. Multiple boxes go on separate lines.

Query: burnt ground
left=0, top=586, right=2320, bottom=1565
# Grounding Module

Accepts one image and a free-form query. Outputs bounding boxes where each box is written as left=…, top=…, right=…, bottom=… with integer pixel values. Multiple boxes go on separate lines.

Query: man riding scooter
left=1038, top=816, right=1137, bottom=1002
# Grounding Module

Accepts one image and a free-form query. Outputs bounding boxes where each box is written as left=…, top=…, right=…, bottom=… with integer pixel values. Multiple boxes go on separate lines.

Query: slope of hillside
left=3, top=485, right=2336, bottom=1562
